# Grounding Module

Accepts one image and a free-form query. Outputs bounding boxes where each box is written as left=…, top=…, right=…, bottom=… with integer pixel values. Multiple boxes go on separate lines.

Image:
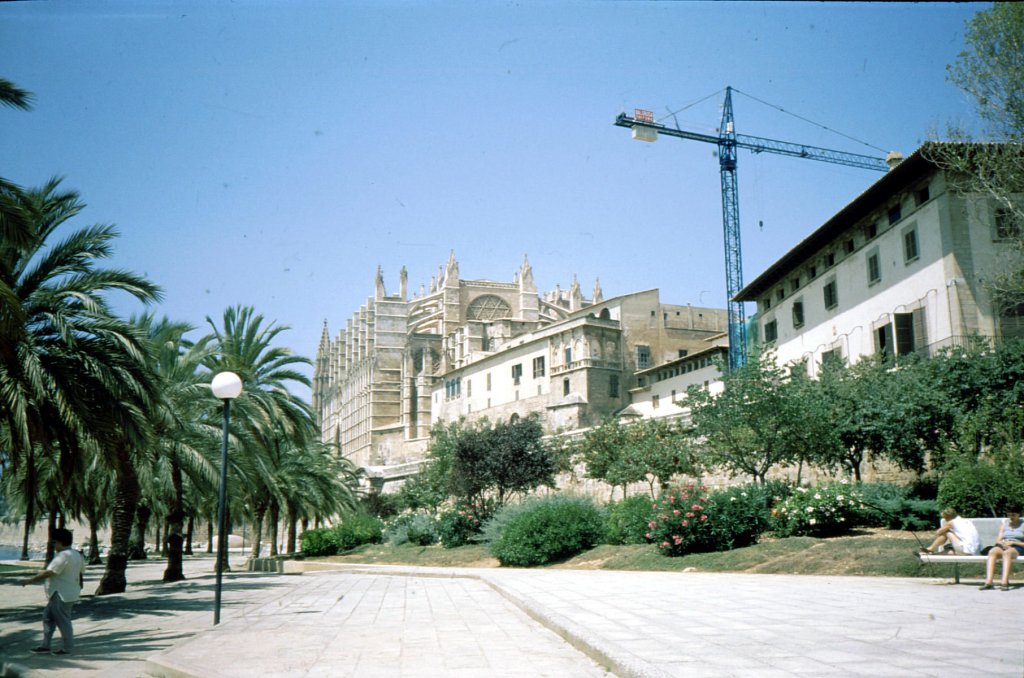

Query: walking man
left=20, top=528, right=85, bottom=655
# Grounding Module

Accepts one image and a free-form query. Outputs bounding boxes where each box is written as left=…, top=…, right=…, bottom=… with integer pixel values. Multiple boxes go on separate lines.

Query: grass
left=313, top=528, right=990, bottom=579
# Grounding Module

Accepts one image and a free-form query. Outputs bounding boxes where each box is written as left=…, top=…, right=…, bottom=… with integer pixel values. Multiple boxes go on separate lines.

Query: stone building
left=736, top=143, right=1024, bottom=374
left=313, top=252, right=727, bottom=488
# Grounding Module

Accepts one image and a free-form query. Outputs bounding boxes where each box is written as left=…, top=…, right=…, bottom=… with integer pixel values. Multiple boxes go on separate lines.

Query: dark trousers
left=42, top=592, right=75, bottom=651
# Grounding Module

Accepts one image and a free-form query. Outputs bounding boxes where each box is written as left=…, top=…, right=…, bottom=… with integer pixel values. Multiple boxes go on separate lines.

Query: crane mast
left=614, top=86, right=889, bottom=371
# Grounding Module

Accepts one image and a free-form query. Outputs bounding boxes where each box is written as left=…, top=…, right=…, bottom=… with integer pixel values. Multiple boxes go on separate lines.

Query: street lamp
left=211, top=371, right=243, bottom=625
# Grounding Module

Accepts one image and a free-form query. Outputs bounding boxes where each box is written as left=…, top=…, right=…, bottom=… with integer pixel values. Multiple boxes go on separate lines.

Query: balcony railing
left=550, top=358, right=622, bottom=375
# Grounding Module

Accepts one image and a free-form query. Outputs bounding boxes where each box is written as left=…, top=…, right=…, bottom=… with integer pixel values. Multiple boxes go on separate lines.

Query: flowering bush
left=437, top=498, right=495, bottom=549
left=771, top=481, right=865, bottom=537
left=646, top=485, right=712, bottom=556
left=702, top=484, right=774, bottom=551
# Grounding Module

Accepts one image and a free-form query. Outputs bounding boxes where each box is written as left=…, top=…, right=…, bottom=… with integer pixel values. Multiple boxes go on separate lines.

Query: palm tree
left=202, top=305, right=313, bottom=569
left=0, top=78, right=32, bottom=110
left=0, top=178, right=162, bottom=594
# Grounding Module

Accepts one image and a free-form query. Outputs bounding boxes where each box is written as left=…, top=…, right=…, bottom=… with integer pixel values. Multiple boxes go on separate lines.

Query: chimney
left=885, top=151, right=904, bottom=170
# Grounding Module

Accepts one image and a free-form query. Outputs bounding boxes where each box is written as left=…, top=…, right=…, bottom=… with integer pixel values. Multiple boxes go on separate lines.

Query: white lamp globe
left=211, top=372, right=243, bottom=400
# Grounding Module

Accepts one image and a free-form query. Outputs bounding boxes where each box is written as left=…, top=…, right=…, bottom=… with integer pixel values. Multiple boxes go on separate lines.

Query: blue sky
left=1, top=1, right=985, bottom=399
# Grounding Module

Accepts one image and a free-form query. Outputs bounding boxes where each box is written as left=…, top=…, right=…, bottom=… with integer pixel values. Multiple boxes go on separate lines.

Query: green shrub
left=299, top=527, right=339, bottom=556
left=703, top=484, right=774, bottom=551
left=857, top=482, right=937, bottom=531
left=387, top=511, right=438, bottom=546
left=487, top=495, right=604, bottom=567
left=437, top=499, right=494, bottom=549
left=359, top=492, right=402, bottom=520
left=771, top=481, right=865, bottom=537
left=938, top=461, right=1019, bottom=517
left=647, top=485, right=713, bottom=556
left=333, top=514, right=383, bottom=551
left=604, top=495, right=655, bottom=545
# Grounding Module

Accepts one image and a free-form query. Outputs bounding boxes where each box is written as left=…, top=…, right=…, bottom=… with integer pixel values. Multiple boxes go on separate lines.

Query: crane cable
left=656, top=88, right=725, bottom=128
left=731, top=87, right=889, bottom=154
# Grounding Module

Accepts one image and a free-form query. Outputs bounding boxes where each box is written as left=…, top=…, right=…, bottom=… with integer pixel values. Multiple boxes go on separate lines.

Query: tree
left=928, top=5, right=1024, bottom=313
left=578, top=418, right=699, bottom=498
left=687, top=349, right=836, bottom=484
left=0, top=179, right=160, bottom=593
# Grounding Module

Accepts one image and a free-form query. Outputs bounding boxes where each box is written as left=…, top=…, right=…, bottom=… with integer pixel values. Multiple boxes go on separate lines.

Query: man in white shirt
left=21, top=528, right=86, bottom=655
left=920, top=507, right=981, bottom=555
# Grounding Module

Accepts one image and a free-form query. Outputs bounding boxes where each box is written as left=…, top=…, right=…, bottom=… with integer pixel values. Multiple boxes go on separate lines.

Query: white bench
left=917, top=517, right=1005, bottom=583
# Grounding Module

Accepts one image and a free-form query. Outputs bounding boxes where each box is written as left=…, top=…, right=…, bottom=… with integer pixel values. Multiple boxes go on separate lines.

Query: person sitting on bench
left=979, top=505, right=1023, bottom=591
left=920, top=507, right=980, bottom=555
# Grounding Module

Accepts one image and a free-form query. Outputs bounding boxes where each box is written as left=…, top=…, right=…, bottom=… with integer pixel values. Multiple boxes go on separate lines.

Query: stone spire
left=569, top=274, right=583, bottom=311
left=518, top=254, right=535, bottom=292
left=444, top=250, right=459, bottom=285
left=593, top=277, right=603, bottom=304
left=400, top=266, right=408, bottom=300
left=375, top=265, right=386, bottom=300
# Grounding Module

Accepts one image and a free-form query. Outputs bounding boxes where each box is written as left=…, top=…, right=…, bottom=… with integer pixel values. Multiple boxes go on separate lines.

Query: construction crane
left=615, top=86, right=891, bottom=371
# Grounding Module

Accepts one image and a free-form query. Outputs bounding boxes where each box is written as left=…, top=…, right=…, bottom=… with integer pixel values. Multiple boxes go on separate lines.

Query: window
left=775, top=288, right=784, bottom=302
left=792, top=300, right=804, bottom=328
left=511, top=363, right=522, bottom=385
left=563, top=378, right=570, bottom=396
left=903, top=225, right=919, bottom=263
left=636, top=345, right=651, bottom=369
left=564, top=347, right=572, bottom=365
left=762, top=297, right=772, bottom=311
left=532, top=356, right=545, bottom=378
left=652, top=394, right=660, bottom=410
left=678, top=349, right=688, bottom=358
left=821, top=348, right=843, bottom=369
left=844, top=239, right=855, bottom=254
left=876, top=323, right=894, bottom=357
left=486, top=373, right=491, bottom=391
left=609, top=374, right=619, bottom=398
left=823, top=279, right=838, bottom=310
left=895, top=309, right=927, bottom=355
left=790, top=277, right=801, bottom=293
left=809, top=265, right=818, bottom=279
left=466, top=379, right=472, bottom=397
left=995, top=207, right=1022, bottom=240
left=671, top=389, right=677, bottom=402
left=824, top=252, right=836, bottom=268
left=915, top=186, right=930, bottom=206
left=764, top=319, right=778, bottom=342
left=866, top=222, right=878, bottom=239
left=867, top=252, right=881, bottom=285
left=888, top=205, right=902, bottom=225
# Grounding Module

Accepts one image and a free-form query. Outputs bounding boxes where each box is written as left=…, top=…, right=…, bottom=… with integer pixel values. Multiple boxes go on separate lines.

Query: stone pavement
left=1, top=556, right=1022, bottom=678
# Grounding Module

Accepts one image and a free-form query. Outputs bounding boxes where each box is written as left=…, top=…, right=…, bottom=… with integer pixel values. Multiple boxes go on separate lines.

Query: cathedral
left=313, top=252, right=727, bottom=490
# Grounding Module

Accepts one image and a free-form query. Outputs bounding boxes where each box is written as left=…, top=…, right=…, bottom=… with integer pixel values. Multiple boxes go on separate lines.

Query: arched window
left=599, top=308, right=611, bottom=320
left=467, top=295, right=512, bottom=321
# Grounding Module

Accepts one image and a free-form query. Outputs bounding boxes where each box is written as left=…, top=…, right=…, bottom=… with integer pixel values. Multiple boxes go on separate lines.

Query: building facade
left=736, top=143, right=1023, bottom=374
left=313, top=253, right=727, bottom=487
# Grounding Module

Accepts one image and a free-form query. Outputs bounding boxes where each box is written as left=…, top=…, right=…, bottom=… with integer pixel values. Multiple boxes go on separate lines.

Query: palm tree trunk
left=269, top=504, right=280, bottom=557
left=20, top=448, right=36, bottom=561
left=96, top=456, right=139, bottom=595
left=163, top=450, right=186, bottom=582
left=206, top=518, right=213, bottom=554
left=184, top=515, right=194, bottom=555
left=45, top=499, right=58, bottom=564
left=131, top=503, right=150, bottom=560
left=286, top=503, right=298, bottom=554
left=250, top=503, right=266, bottom=558
left=87, top=513, right=102, bottom=565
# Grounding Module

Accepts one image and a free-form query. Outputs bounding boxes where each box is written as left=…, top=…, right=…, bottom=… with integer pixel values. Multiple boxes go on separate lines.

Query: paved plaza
left=1, top=556, right=1021, bottom=677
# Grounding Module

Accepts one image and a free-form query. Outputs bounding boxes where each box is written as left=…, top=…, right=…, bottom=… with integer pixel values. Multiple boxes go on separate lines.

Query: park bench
left=917, top=518, right=1005, bottom=583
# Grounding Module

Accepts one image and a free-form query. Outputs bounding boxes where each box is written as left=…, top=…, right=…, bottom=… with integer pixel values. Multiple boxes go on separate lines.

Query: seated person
left=980, top=505, right=1023, bottom=591
left=919, top=507, right=980, bottom=555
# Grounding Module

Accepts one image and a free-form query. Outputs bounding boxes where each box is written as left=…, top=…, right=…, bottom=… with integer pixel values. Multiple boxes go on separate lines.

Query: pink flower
left=685, top=512, right=694, bottom=518
left=700, top=515, right=708, bottom=522
left=672, top=509, right=681, bottom=516
left=645, top=532, right=652, bottom=539
left=692, top=504, right=701, bottom=511
left=648, top=521, right=657, bottom=529
left=682, top=519, right=689, bottom=527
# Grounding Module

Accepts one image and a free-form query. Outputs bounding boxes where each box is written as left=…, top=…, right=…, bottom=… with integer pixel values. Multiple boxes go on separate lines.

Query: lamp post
left=211, top=371, right=243, bottom=625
